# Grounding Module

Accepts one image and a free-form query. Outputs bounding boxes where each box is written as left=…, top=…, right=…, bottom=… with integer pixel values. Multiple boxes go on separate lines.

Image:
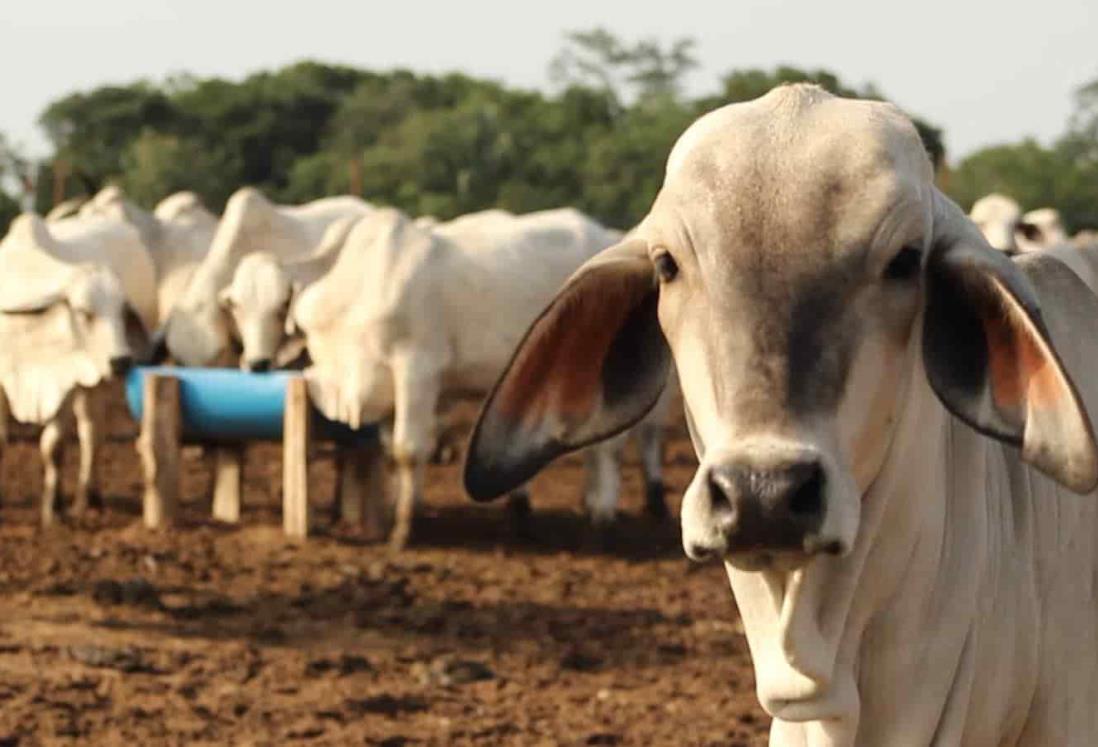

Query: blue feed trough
left=125, top=366, right=377, bottom=445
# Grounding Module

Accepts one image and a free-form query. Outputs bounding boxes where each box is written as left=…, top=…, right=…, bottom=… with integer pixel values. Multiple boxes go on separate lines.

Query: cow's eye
left=883, top=246, right=921, bottom=281
left=654, top=251, right=678, bottom=283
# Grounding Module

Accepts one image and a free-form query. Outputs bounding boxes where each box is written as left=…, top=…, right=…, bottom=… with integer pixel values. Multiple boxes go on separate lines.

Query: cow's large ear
left=464, top=238, right=670, bottom=500
left=923, top=192, right=1098, bottom=493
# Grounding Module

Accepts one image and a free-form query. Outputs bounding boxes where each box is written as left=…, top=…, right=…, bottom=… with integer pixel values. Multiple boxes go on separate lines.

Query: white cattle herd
left=2, top=83, right=1098, bottom=743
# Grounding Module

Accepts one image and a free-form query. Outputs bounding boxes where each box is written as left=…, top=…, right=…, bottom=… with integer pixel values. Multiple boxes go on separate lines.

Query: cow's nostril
left=789, top=463, right=824, bottom=517
left=708, top=471, right=733, bottom=512
left=688, top=543, right=716, bottom=561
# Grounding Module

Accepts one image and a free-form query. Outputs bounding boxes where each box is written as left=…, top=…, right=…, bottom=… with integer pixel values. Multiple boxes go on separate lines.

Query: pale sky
left=2, top=0, right=1095, bottom=163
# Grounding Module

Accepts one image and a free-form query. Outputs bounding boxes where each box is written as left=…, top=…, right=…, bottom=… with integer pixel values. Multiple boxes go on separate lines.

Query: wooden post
left=51, top=159, right=69, bottom=211
left=211, top=446, right=243, bottom=523
left=137, top=374, right=180, bottom=529
left=335, top=440, right=388, bottom=539
left=348, top=157, right=363, bottom=197
left=282, top=377, right=310, bottom=539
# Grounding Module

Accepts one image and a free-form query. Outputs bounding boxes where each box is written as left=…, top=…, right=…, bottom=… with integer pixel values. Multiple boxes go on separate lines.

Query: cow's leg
left=637, top=421, right=668, bottom=520
left=72, top=389, right=105, bottom=514
left=388, top=355, right=441, bottom=551
left=0, top=387, right=8, bottom=508
left=40, top=415, right=69, bottom=526
left=584, top=435, right=624, bottom=526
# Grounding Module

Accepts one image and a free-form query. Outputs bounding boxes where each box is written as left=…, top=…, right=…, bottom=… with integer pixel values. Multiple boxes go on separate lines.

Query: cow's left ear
left=464, top=238, right=670, bottom=501
left=923, top=192, right=1098, bottom=493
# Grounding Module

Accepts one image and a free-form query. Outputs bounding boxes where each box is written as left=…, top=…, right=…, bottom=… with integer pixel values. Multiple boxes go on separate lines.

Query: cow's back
left=434, top=208, right=619, bottom=388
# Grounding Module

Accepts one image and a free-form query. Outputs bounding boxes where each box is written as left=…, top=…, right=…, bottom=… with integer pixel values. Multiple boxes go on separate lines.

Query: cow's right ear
left=464, top=238, right=670, bottom=501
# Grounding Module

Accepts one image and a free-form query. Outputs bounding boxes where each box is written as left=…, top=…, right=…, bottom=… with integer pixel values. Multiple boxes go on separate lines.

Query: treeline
left=0, top=31, right=1092, bottom=234
left=948, top=77, right=1098, bottom=232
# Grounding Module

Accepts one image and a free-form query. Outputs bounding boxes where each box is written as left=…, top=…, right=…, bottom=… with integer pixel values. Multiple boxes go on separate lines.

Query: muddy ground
left=0, top=384, right=768, bottom=746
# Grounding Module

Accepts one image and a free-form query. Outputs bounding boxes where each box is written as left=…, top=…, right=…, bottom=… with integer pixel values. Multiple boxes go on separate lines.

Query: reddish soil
left=0, top=384, right=769, bottom=746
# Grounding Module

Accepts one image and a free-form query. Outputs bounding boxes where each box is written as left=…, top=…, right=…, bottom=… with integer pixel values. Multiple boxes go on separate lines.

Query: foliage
left=948, top=73, right=1098, bottom=232
left=119, top=131, right=241, bottom=209
left=19, top=34, right=985, bottom=231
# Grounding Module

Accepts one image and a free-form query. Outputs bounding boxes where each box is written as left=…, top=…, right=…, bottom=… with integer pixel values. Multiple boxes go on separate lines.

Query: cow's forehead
left=658, top=85, right=931, bottom=267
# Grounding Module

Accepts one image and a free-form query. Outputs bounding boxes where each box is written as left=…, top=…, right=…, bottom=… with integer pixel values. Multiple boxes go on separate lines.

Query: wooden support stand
left=137, top=374, right=180, bottom=529
left=282, top=377, right=311, bottom=539
left=211, top=446, right=243, bottom=523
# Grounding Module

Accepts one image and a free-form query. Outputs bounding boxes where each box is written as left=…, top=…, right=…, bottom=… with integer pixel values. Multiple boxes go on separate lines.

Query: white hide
left=296, top=206, right=620, bottom=430
left=164, top=187, right=371, bottom=366
left=77, top=186, right=218, bottom=325
left=969, top=192, right=1022, bottom=252
left=223, top=215, right=361, bottom=369
left=0, top=214, right=142, bottom=424
left=1018, top=206, right=1069, bottom=252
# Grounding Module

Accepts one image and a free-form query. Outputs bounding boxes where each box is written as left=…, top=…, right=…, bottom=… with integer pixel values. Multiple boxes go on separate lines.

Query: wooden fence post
left=283, top=377, right=310, bottom=538
left=137, top=374, right=180, bottom=529
left=212, top=445, right=243, bottom=523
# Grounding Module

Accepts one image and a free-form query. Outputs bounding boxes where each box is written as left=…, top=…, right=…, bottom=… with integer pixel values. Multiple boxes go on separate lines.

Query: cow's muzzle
left=245, top=358, right=272, bottom=373
left=109, top=355, right=134, bottom=376
left=683, top=455, right=839, bottom=564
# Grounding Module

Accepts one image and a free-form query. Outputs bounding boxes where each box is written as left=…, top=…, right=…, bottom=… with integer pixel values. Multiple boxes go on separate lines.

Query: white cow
left=44, top=195, right=88, bottom=222
left=77, top=186, right=219, bottom=328
left=164, top=187, right=371, bottom=367
left=221, top=215, right=360, bottom=371
left=1073, top=229, right=1098, bottom=250
left=466, top=85, right=1098, bottom=744
left=294, top=207, right=673, bottom=549
left=969, top=192, right=1024, bottom=252
left=1018, top=206, right=1069, bottom=251
left=0, top=214, right=154, bottom=523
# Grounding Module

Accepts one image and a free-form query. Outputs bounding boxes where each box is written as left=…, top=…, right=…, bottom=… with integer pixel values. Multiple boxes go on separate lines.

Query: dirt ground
left=0, top=384, right=769, bottom=746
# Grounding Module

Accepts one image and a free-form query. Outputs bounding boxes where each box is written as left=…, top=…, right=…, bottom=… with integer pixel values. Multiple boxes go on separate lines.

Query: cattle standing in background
left=969, top=192, right=1025, bottom=252
left=0, top=214, right=153, bottom=524
left=222, top=215, right=360, bottom=371
left=44, top=195, right=88, bottom=222
left=1017, top=206, right=1069, bottom=251
left=77, top=187, right=219, bottom=330
left=294, top=207, right=673, bottom=549
left=467, top=85, right=1098, bottom=744
left=164, top=187, right=371, bottom=367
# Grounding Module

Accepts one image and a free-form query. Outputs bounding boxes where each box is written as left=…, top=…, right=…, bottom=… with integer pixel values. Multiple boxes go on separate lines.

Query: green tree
left=39, top=83, right=181, bottom=189
left=550, top=27, right=697, bottom=108
left=119, top=131, right=241, bottom=210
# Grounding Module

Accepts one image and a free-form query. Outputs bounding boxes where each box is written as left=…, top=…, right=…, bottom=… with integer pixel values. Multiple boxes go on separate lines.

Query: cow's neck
left=725, top=364, right=1050, bottom=745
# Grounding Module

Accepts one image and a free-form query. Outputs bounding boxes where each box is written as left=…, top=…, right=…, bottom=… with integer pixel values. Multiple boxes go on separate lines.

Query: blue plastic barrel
left=124, top=366, right=377, bottom=445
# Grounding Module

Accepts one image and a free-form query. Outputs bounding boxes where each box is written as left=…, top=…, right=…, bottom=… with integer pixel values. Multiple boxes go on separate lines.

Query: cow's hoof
left=644, top=481, right=669, bottom=521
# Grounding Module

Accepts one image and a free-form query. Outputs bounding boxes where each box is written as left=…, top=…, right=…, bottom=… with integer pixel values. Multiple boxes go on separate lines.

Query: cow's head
left=5, top=264, right=144, bottom=377
left=467, top=83, right=1096, bottom=572
left=220, top=253, right=305, bottom=372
